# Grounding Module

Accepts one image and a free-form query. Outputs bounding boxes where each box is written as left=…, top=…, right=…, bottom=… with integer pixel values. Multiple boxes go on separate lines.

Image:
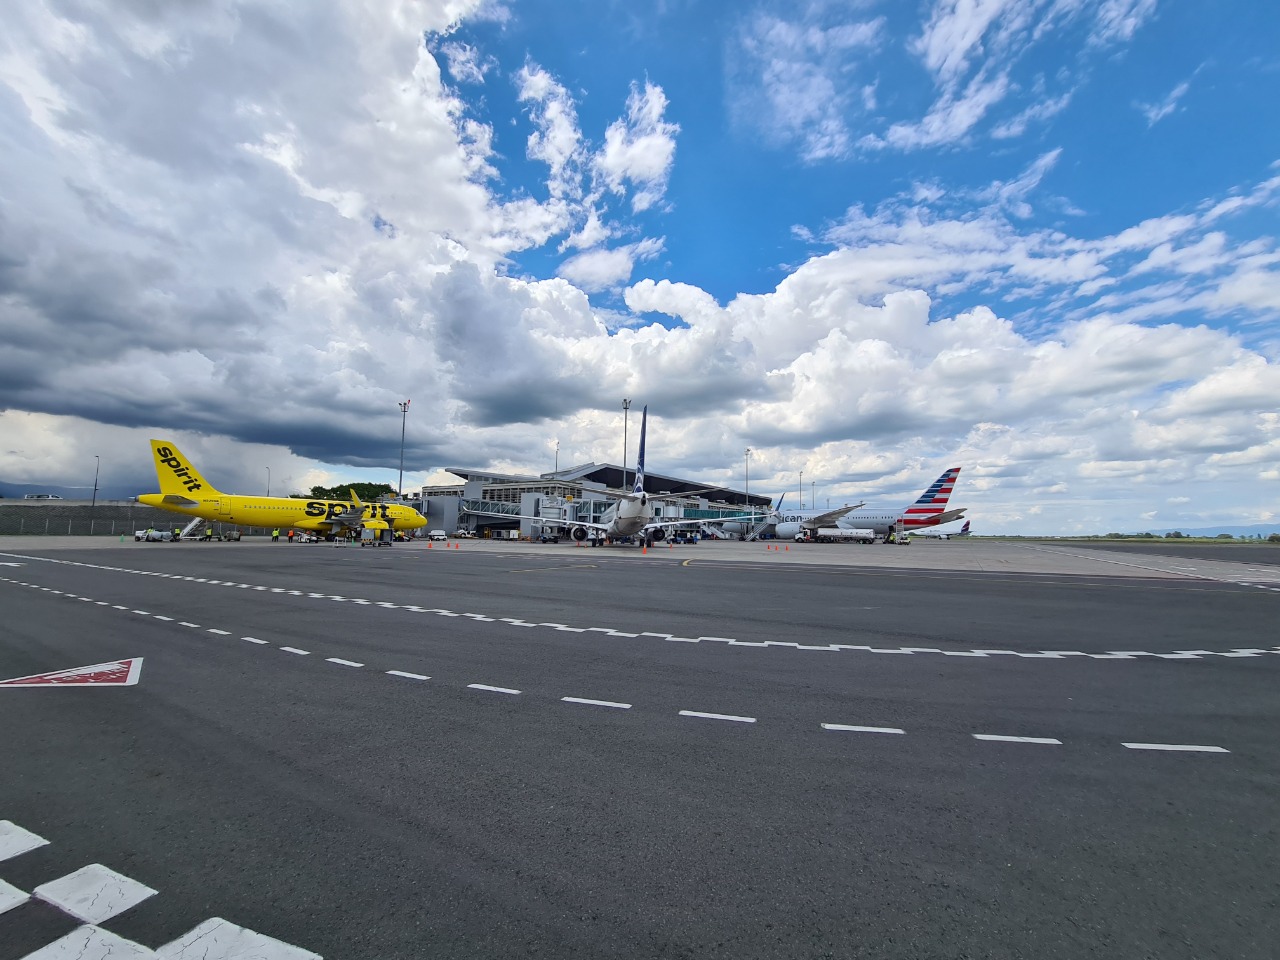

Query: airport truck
left=795, top=527, right=877, bottom=544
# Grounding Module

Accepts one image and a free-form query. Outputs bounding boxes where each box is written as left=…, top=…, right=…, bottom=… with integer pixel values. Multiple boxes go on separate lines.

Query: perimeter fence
left=0, top=503, right=267, bottom=538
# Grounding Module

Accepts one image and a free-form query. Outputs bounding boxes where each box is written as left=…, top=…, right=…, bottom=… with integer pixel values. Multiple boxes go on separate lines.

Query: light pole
left=265, top=466, right=270, bottom=497
left=811, top=480, right=816, bottom=512
left=744, top=447, right=751, bottom=515
left=91, top=455, right=100, bottom=510
left=799, top=469, right=803, bottom=510
left=398, top=400, right=410, bottom=497
left=554, top=439, right=559, bottom=474
left=622, top=399, right=631, bottom=490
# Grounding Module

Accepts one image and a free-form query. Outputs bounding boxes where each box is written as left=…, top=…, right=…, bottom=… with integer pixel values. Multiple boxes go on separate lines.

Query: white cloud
left=557, top=238, right=664, bottom=293
left=593, top=81, right=680, bottom=212
left=1136, top=79, right=1190, bottom=127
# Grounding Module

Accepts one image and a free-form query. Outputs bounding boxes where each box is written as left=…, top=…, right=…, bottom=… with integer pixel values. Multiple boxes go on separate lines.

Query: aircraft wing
left=463, top=506, right=611, bottom=533
left=801, top=503, right=864, bottom=528
left=317, top=489, right=369, bottom=532
left=918, top=507, right=966, bottom=527
left=644, top=512, right=766, bottom=531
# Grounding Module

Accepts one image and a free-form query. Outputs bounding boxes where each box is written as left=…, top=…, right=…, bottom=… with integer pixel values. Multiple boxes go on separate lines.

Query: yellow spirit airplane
left=136, top=440, right=428, bottom=537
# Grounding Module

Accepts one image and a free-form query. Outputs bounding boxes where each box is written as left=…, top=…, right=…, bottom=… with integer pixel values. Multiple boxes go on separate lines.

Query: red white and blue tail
left=901, top=467, right=961, bottom=528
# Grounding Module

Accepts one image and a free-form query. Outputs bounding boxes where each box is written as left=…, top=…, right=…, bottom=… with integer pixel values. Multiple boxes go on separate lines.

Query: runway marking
left=34, top=863, right=157, bottom=924
left=680, top=710, right=756, bottom=723
left=179, top=621, right=200, bottom=628
left=1121, top=742, right=1229, bottom=753
left=0, top=820, right=49, bottom=861
left=207, top=628, right=231, bottom=636
left=4, top=566, right=1277, bottom=664
left=562, top=696, right=632, bottom=709
left=0, top=575, right=1264, bottom=760
left=6, top=820, right=320, bottom=958
left=153, top=615, right=173, bottom=621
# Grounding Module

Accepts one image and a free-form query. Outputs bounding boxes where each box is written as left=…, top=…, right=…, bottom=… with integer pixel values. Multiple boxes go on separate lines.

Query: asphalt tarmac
left=1, top=537, right=1277, bottom=959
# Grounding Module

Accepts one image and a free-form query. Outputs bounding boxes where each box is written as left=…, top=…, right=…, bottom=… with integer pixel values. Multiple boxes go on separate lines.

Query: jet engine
left=570, top=526, right=591, bottom=542
left=649, top=527, right=666, bottom=542
left=774, top=522, right=802, bottom=541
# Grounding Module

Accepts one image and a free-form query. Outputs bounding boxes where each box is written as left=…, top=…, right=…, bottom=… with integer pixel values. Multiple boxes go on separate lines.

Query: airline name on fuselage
left=304, top=501, right=398, bottom=520
left=156, top=446, right=203, bottom=492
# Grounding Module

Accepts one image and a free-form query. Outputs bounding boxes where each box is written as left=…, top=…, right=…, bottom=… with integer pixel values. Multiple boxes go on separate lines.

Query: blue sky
left=0, top=0, right=1277, bottom=533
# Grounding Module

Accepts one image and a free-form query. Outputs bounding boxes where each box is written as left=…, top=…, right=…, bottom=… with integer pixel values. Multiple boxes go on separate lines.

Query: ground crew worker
left=203, top=527, right=213, bottom=541
left=272, top=528, right=280, bottom=541
left=287, top=529, right=295, bottom=543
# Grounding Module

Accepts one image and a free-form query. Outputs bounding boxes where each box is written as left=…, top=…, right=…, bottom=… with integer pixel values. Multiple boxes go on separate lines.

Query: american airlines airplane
left=768, top=467, right=965, bottom=541
left=912, top=520, right=971, bottom=540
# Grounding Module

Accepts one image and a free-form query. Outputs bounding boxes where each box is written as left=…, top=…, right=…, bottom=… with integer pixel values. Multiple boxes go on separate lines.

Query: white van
left=428, top=529, right=448, bottom=541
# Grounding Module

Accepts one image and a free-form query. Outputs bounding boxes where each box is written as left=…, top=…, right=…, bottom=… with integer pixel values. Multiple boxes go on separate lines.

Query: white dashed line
left=561, top=697, right=632, bottom=709
left=679, top=710, right=756, bottom=723
left=1121, top=742, right=1229, bottom=753
left=280, top=647, right=310, bottom=656
left=179, top=621, right=200, bottom=628
left=131, top=610, right=149, bottom=615
left=973, top=735, right=1062, bottom=744
left=242, top=637, right=269, bottom=645
left=207, top=629, right=231, bottom=636
left=153, top=615, right=173, bottom=621
left=821, top=723, right=905, bottom=735
left=325, top=658, right=364, bottom=668
left=468, top=683, right=521, bottom=695
left=386, top=670, right=430, bottom=681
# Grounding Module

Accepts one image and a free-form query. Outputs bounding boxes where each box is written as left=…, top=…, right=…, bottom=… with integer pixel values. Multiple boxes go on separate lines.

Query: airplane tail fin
left=901, top=467, right=960, bottom=524
left=633, top=405, right=647, bottom=495
left=959, top=520, right=971, bottom=536
left=150, top=440, right=220, bottom=497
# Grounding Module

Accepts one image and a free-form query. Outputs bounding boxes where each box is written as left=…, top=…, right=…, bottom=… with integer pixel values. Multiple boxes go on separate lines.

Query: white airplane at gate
left=470, top=405, right=761, bottom=546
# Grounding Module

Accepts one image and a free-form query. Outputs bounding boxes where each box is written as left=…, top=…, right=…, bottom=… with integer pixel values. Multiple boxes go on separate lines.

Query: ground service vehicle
left=796, top=527, right=876, bottom=544
left=428, top=530, right=448, bottom=541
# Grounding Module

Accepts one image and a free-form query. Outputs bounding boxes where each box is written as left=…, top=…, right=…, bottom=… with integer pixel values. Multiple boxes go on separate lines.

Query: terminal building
left=416, top=461, right=772, bottom=540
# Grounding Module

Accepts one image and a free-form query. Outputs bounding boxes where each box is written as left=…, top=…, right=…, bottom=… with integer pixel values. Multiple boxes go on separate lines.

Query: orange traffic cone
left=785, top=544, right=789, bottom=551
left=427, top=542, right=432, bottom=549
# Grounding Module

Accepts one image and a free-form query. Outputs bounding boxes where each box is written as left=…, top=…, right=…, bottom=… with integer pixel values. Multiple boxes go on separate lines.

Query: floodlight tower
left=622, top=398, right=632, bottom=490
left=398, top=400, right=410, bottom=497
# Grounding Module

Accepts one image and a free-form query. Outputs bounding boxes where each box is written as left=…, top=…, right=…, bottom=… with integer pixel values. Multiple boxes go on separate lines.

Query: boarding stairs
left=743, top=517, right=773, bottom=542
left=177, top=516, right=204, bottom=541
